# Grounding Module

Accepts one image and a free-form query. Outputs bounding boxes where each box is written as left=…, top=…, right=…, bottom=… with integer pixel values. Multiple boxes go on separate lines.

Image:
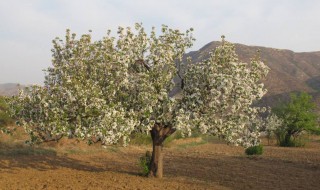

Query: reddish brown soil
left=0, top=135, right=320, bottom=190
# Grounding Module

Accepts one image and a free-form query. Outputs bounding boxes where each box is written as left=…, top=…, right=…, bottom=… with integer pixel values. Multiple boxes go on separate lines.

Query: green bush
left=245, top=144, right=263, bottom=155
left=139, top=151, right=152, bottom=176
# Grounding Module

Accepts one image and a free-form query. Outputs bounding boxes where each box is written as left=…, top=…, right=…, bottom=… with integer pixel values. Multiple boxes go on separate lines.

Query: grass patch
left=130, top=131, right=204, bottom=147
left=201, top=135, right=221, bottom=143
left=63, top=148, right=84, bottom=155
left=60, top=145, right=119, bottom=155
left=105, top=146, right=119, bottom=153
left=130, top=133, right=152, bottom=145
left=163, top=131, right=184, bottom=147
left=176, top=140, right=207, bottom=149
left=128, top=132, right=219, bottom=148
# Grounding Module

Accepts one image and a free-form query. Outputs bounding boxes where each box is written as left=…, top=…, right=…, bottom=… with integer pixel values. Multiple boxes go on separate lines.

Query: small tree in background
left=273, top=92, right=318, bottom=147
left=9, top=24, right=269, bottom=178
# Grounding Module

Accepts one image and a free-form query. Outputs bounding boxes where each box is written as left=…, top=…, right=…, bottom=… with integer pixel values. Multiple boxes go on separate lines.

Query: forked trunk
left=284, top=133, right=292, bottom=146
left=148, top=123, right=175, bottom=178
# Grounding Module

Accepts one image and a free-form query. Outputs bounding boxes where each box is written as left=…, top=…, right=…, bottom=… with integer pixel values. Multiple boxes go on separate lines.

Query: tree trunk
left=149, top=141, right=164, bottom=178
left=148, top=123, right=175, bottom=178
left=284, top=133, right=292, bottom=146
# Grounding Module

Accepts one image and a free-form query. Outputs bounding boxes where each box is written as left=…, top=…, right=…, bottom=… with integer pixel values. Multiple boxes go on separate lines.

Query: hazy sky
left=0, top=0, right=319, bottom=84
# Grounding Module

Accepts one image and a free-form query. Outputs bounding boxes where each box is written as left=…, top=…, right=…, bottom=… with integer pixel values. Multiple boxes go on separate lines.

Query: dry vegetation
left=0, top=128, right=319, bottom=190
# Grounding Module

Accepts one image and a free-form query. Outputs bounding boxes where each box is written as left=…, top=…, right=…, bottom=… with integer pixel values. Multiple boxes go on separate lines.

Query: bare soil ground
left=0, top=132, right=320, bottom=190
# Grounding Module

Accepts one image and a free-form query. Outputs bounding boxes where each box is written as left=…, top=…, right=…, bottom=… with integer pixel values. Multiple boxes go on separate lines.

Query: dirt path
left=0, top=137, right=320, bottom=190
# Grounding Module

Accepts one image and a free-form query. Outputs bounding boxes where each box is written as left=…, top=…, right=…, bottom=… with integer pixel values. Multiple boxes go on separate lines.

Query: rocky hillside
left=183, top=42, right=320, bottom=107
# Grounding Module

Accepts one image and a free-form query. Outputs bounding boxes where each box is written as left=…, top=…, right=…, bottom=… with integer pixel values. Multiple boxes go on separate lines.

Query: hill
left=0, top=83, right=22, bottom=96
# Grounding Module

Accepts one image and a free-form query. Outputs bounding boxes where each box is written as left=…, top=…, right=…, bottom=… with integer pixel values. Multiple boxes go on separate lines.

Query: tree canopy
left=273, top=92, right=318, bottom=146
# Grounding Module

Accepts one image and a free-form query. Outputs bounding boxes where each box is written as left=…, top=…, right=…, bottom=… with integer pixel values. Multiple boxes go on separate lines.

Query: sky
left=0, top=0, right=319, bottom=85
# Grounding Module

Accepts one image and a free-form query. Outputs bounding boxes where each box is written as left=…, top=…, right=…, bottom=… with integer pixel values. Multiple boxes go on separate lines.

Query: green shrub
left=245, top=144, right=263, bottom=155
left=139, top=151, right=152, bottom=176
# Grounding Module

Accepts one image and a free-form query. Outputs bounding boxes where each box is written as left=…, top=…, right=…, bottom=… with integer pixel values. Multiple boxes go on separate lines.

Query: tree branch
left=176, top=62, right=184, bottom=89
left=135, top=59, right=150, bottom=71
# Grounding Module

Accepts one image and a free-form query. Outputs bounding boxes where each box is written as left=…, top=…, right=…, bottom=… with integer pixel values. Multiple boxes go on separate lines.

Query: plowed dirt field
left=0, top=134, right=319, bottom=190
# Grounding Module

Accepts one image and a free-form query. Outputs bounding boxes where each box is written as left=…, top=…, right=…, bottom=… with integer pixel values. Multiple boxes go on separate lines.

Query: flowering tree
left=263, top=114, right=283, bottom=145
left=10, top=24, right=269, bottom=178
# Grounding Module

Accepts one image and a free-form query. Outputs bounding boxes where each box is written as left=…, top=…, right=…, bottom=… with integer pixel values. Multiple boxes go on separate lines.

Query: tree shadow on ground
left=89, top=150, right=142, bottom=176
left=0, top=142, right=144, bottom=176
left=0, top=144, right=104, bottom=173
